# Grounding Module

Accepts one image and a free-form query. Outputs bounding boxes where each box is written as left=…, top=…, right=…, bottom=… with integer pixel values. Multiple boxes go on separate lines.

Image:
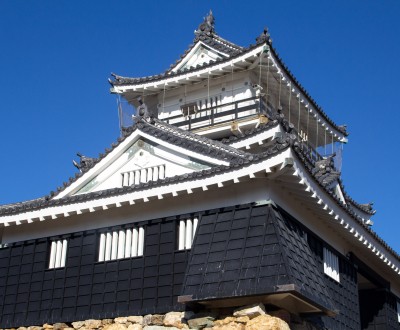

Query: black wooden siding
left=181, top=203, right=334, bottom=313
left=1, top=203, right=399, bottom=329
left=359, top=290, right=400, bottom=329
left=0, top=217, right=189, bottom=328
left=308, top=234, right=361, bottom=329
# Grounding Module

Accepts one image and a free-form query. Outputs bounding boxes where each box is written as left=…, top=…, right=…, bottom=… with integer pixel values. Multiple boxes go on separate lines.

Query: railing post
left=235, top=101, right=238, bottom=120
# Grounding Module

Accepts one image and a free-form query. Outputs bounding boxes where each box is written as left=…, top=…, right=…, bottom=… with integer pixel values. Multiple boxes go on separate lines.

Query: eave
left=0, top=145, right=293, bottom=227
left=110, top=43, right=265, bottom=94
left=0, top=138, right=398, bottom=279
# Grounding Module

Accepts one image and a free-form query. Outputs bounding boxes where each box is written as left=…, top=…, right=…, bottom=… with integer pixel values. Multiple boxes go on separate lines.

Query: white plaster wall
left=158, top=71, right=254, bottom=120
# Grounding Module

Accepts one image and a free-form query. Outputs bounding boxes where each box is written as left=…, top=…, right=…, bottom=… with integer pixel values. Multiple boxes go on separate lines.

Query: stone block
left=84, top=320, right=102, bottom=329
left=103, top=324, right=128, bottom=330
left=212, top=323, right=244, bottom=330
left=245, top=314, right=290, bottom=330
left=127, top=316, right=144, bottom=325
left=114, top=318, right=128, bottom=324
left=213, top=317, right=236, bottom=326
left=163, top=312, right=185, bottom=328
left=53, top=324, right=69, bottom=330
left=233, top=303, right=266, bottom=319
left=72, top=322, right=85, bottom=330
left=143, top=315, right=152, bottom=326
left=150, top=315, right=165, bottom=326
left=102, top=320, right=114, bottom=326
left=127, top=325, right=143, bottom=330
left=187, top=317, right=214, bottom=329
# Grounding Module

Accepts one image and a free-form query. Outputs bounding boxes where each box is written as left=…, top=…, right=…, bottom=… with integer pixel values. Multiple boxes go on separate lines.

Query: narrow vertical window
left=98, top=233, right=106, bottom=262
left=98, top=226, right=145, bottom=261
left=397, top=300, right=400, bottom=323
left=323, top=247, right=340, bottom=282
left=178, top=217, right=198, bottom=250
left=48, top=239, right=68, bottom=269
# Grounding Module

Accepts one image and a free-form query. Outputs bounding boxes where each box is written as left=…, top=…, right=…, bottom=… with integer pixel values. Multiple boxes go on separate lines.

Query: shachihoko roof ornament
left=256, top=27, right=273, bottom=45
left=72, top=153, right=95, bottom=173
left=194, top=10, right=216, bottom=38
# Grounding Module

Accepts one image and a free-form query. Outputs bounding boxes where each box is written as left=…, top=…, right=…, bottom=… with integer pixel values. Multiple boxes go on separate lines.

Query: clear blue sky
left=1, top=1, right=399, bottom=253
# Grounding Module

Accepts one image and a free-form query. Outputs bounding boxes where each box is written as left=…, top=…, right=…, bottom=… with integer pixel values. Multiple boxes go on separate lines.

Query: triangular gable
left=54, top=120, right=239, bottom=199
left=76, top=137, right=212, bottom=194
left=171, top=42, right=229, bottom=73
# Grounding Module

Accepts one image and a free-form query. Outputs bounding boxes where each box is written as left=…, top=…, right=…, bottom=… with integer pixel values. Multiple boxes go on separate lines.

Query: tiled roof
left=0, top=118, right=398, bottom=263
left=109, top=16, right=347, bottom=137
left=337, top=179, right=375, bottom=215
left=221, top=112, right=375, bottom=216
left=255, top=29, right=348, bottom=136
left=0, top=117, right=263, bottom=215
left=108, top=41, right=253, bottom=87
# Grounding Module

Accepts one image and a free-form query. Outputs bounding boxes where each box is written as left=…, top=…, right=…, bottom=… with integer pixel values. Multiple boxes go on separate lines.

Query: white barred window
left=178, top=218, right=198, bottom=250
left=323, top=247, right=340, bottom=282
left=98, top=227, right=144, bottom=262
left=397, top=300, right=400, bottom=323
left=48, top=239, right=68, bottom=269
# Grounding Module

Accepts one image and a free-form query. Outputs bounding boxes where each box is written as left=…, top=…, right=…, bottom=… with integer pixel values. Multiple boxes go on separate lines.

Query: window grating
left=178, top=218, right=198, bottom=250
left=397, top=300, right=400, bottom=323
left=98, top=226, right=144, bottom=262
left=48, top=239, right=68, bottom=269
left=323, top=247, right=340, bottom=282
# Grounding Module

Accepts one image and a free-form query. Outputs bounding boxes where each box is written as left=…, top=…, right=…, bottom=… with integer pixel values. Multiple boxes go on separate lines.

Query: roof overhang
left=110, top=44, right=267, bottom=97
left=1, top=143, right=398, bottom=279
left=0, top=147, right=291, bottom=226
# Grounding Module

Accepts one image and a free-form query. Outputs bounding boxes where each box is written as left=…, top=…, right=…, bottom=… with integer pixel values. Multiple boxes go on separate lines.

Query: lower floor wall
left=0, top=216, right=188, bottom=326
left=0, top=203, right=399, bottom=329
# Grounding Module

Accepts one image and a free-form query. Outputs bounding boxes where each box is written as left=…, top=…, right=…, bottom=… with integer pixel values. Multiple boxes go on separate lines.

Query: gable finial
left=206, top=10, right=214, bottom=28
left=195, top=10, right=216, bottom=39
left=256, top=27, right=272, bottom=44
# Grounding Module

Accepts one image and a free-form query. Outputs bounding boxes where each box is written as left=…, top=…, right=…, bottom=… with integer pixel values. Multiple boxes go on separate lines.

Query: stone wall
left=6, top=304, right=321, bottom=330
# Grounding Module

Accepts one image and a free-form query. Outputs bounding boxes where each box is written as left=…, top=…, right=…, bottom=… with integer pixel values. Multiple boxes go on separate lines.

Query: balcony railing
left=165, top=96, right=266, bottom=131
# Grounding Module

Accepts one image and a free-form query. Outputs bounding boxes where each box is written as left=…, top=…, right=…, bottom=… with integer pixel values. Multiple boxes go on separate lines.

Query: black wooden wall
left=1, top=203, right=399, bottom=329
left=308, top=234, right=361, bottom=330
left=359, top=289, right=400, bottom=329
left=0, top=216, right=189, bottom=328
